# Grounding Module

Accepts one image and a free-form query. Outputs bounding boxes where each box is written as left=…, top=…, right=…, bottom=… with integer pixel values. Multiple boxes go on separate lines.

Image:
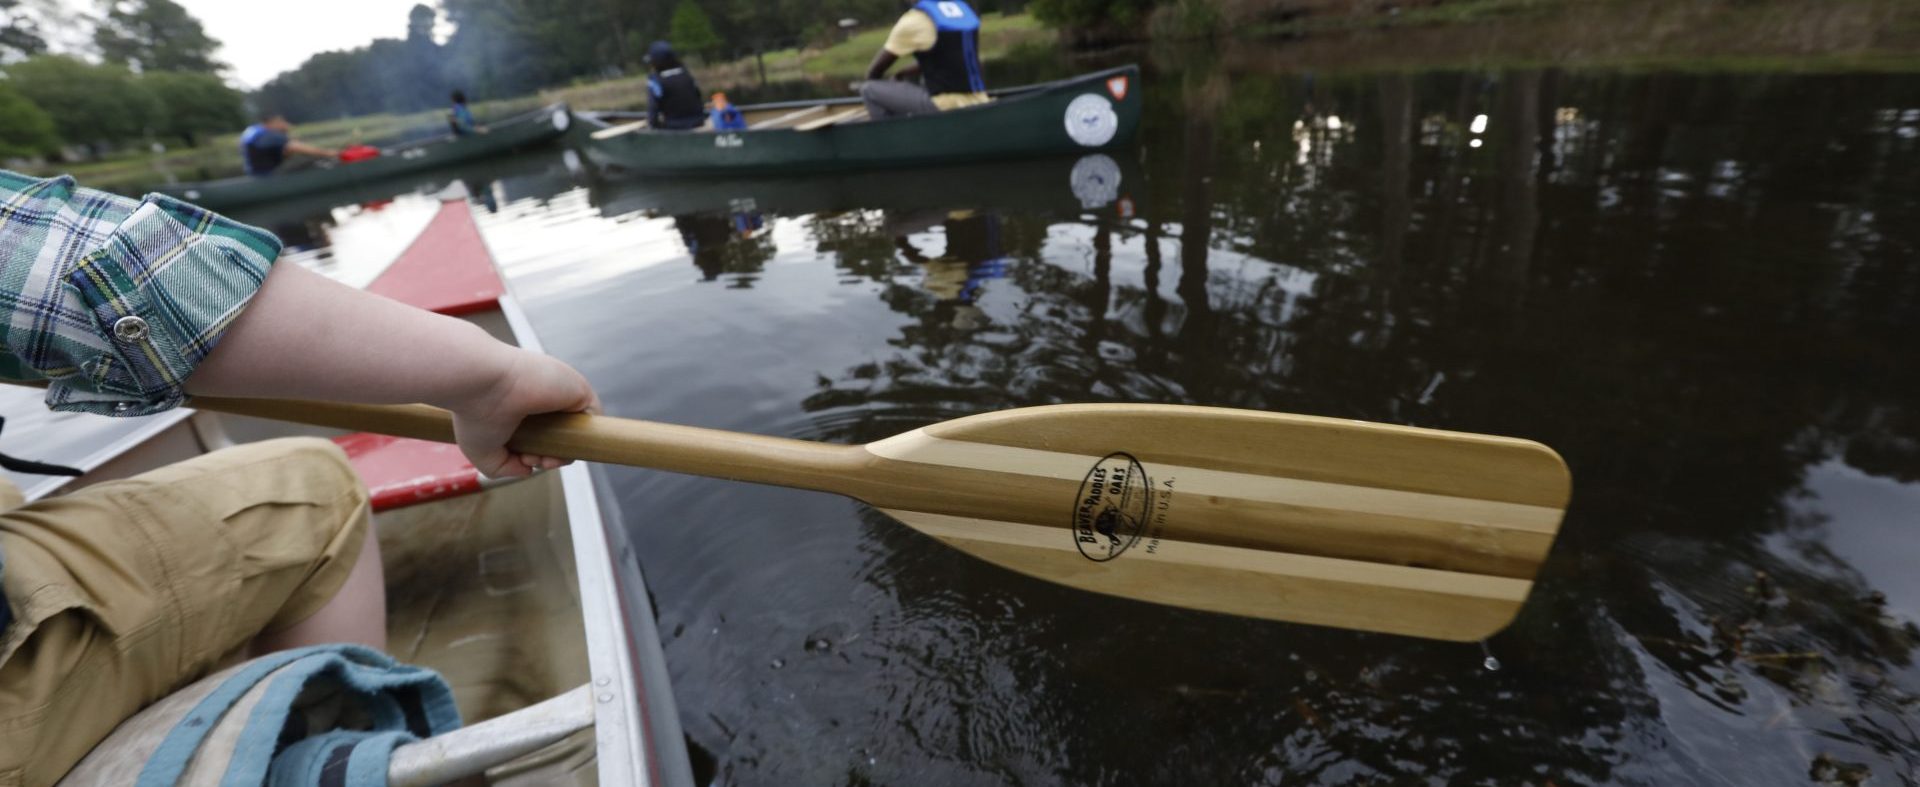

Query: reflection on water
left=14, top=58, right=1920, bottom=786
left=527, top=66, right=1920, bottom=786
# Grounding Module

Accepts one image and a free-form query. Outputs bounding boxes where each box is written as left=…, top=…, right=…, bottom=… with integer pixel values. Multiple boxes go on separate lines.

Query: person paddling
left=0, top=169, right=597, bottom=787
left=239, top=113, right=337, bottom=176
left=860, top=0, right=991, bottom=119
left=645, top=41, right=707, bottom=131
left=448, top=89, right=484, bottom=137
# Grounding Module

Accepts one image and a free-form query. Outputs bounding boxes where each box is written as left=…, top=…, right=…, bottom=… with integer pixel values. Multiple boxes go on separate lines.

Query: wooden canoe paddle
left=191, top=396, right=1571, bottom=641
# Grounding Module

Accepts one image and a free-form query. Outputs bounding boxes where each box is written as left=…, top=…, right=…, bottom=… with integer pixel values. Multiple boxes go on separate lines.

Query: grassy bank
left=29, top=12, right=1051, bottom=195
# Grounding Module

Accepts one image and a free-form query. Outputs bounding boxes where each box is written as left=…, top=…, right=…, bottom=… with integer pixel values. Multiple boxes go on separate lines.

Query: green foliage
left=140, top=71, right=243, bottom=146
left=1028, top=0, right=1159, bottom=34
left=669, top=0, right=722, bottom=58
left=440, top=0, right=643, bottom=99
left=0, top=80, right=58, bottom=158
left=94, top=0, right=224, bottom=73
left=255, top=6, right=451, bottom=122
left=4, top=56, right=157, bottom=153
left=0, top=0, right=47, bottom=57
left=407, top=3, right=436, bottom=42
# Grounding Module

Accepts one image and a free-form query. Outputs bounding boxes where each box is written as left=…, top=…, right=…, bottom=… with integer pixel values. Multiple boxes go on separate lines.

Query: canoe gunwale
left=490, top=258, right=691, bottom=787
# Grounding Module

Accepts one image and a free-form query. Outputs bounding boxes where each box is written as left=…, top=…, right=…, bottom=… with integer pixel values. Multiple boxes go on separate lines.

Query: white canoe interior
left=29, top=195, right=689, bottom=786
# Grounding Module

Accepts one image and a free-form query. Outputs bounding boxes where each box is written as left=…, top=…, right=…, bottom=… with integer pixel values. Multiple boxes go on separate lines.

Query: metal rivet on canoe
left=598, top=693, right=614, bottom=703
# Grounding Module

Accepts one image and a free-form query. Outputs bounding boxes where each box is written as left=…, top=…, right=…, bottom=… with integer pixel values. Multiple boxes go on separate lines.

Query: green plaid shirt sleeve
left=0, top=170, right=282, bottom=416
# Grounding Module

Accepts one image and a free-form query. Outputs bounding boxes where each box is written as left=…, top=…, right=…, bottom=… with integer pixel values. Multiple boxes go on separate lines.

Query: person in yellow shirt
left=860, top=0, right=991, bottom=119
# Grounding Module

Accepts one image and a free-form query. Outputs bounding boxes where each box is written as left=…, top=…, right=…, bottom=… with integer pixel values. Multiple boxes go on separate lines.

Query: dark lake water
left=179, top=61, right=1920, bottom=786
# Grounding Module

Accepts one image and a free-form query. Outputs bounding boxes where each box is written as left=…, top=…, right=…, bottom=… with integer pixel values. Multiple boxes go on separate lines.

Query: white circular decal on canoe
left=551, top=109, right=572, bottom=132
left=1069, top=154, right=1121, bottom=208
left=1064, top=94, right=1119, bottom=148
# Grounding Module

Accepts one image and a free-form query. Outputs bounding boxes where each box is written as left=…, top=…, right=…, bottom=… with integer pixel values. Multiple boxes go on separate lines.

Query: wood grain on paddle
left=190, top=397, right=1571, bottom=641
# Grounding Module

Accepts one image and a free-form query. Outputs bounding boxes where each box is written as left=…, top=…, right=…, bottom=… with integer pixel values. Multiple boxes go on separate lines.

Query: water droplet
left=1483, top=655, right=1502, bottom=672
left=770, top=658, right=786, bottom=669
left=806, top=638, right=832, bottom=653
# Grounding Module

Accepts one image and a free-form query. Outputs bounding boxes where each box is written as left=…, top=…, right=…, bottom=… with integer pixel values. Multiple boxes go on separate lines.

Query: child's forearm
left=188, top=262, right=598, bottom=477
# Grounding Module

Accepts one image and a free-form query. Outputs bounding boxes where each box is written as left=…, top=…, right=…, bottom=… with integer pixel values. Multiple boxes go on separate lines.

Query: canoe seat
left=750, top=104, right=827, bottom=130
left=796, top=107, right=867, bottom=131
left=335, top=432, right=481, bottom=512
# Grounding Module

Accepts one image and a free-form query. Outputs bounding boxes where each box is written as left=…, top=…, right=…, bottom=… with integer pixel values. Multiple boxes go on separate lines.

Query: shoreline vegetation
left=19, top=0, right=1920, bottom=196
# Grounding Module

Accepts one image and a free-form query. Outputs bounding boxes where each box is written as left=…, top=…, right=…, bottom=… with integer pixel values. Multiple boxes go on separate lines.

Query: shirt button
left=113, top=316, right=149, bottom=342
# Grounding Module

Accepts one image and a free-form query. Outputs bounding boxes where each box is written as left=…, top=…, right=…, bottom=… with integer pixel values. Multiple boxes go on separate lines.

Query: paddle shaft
left=198, top=395, right=1553, bottom=579
left=191, top=395, right=1570, bottom=639
left=196, top=396, right=867, bottom=491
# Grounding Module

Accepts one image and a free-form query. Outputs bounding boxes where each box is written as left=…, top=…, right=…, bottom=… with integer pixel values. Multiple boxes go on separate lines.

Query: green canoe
left=160, top=104, right=576, bottom=211
left=577, top=66, right=1142, bottom=176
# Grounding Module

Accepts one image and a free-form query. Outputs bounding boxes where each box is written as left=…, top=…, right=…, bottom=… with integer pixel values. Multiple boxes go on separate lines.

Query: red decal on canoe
left=1107, top=76, right=1129, bottom=101
left=334, top=432, right=483, bottom=512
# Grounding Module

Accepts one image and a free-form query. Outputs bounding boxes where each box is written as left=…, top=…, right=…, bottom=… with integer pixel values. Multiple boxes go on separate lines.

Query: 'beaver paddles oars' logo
left=1072, top=452, right=1153, bottom=561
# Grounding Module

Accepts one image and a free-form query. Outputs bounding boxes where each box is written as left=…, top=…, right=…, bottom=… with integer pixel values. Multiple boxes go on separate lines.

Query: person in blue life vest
left=860, top=0, right=991, bottom=119
left=710, top=92, right=747, bottom=131
left=646, top=41, right=708, bottom=131
left=448, top=90, right=485, bottom=137
left=238, top=113, right=337, bottom=176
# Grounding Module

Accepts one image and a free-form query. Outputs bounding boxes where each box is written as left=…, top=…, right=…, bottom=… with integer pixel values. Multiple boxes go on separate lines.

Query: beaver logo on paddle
left=1072, top=452, right=1152, bottom=561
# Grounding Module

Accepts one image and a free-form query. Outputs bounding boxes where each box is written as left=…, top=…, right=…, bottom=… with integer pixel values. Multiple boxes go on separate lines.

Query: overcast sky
left=55, top=0, right=446, bottom=88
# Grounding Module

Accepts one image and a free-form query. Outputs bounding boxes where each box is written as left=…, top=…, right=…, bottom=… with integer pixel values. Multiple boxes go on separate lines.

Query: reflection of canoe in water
left=218, top=149, right=587, bottom=231
left=589, top=151, right=1143, bottom=219
left=158, top=105, right=577, bottom=212
left=577, top=66, right=1142, bottom=176
left=45, top=194, right=692, bottom=786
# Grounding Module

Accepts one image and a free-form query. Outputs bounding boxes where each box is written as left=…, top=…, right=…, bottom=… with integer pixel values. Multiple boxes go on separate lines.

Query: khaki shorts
left=0, top=438, right=369, bottom=787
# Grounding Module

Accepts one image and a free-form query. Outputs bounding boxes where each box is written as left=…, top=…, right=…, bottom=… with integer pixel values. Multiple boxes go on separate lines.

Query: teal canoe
left=577, top=66, right=1142, bottom=176
left=160, top=104, right=576, bottom=211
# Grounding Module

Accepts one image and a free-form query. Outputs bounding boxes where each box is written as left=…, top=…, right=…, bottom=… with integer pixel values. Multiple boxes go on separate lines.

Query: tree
left=94, top=0, right=223, bottom=73
left=1028, top=0, right=1159, bottom=40
left=4, top=55, right=157, bottom=154
left=0, top=80, right=58, bottom=158
left=0, top=0, right=47, bottom=58
left=407, top=2, right=435, bottom=42
left=140, top=71, right=242, bottom=147
left=668, top=0, right=720, bottom=60
left=405, top=4, right=448, bottom=107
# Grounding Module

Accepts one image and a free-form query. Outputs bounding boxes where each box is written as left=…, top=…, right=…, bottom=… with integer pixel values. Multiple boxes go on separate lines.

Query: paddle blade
left=859, top=404, right=1570, bottom=641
